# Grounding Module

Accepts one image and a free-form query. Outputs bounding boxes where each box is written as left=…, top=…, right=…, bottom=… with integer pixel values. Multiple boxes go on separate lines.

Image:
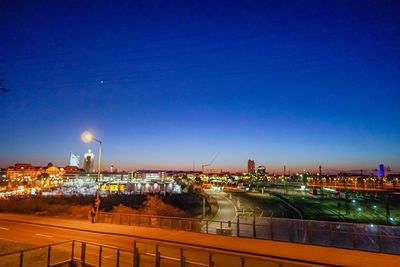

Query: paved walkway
left=0, top=213, right=399, bottom=266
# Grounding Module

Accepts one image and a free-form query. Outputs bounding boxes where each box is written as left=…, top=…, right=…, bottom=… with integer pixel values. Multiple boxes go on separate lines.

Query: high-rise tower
left=378, top=164, right=385, bottom=178
left=83, top=149, right=95, bottom=173
left=69, top=151, right=80, bottom=167
left=247, top=159, right=255, bottom=173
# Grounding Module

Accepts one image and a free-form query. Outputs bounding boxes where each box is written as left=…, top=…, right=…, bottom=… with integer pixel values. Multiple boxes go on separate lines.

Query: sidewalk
left=0, top=213, right=399, bottom=267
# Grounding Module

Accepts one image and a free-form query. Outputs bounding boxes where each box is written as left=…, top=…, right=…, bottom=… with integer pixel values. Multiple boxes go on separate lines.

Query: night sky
left=1, top=1, right=399, bottom=173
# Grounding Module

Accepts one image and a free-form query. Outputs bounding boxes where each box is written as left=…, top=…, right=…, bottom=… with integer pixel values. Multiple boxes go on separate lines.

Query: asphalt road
left=204, top=190, right=237, bottom=234
left=0, top=219, right=223, bottom=267
left=0, top=214, right=399, bottom=267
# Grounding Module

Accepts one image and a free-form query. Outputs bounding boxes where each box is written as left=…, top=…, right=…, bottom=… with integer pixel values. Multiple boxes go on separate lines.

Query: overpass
left=0, top=214, right=399, bottom=266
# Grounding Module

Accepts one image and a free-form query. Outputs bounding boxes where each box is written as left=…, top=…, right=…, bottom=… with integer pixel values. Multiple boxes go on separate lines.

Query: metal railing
left=0, top=240, right=74, bottom=267
left=0, top=239, right=340, bottom=267
left=98, top=212, right=400, bottom=255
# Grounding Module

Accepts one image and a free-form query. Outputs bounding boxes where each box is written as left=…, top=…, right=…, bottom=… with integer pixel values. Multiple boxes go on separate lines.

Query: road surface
left=0, top=214, right=399, bottom=267
left=204, top=190, right=237, bottom=234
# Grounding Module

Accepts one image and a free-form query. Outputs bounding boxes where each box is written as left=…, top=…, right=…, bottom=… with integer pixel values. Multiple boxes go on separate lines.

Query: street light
left=81, top=131, right=102, bottom=222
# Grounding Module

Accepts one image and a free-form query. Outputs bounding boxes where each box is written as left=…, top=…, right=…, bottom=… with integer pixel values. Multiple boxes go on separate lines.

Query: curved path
left=204, top=190, right=237, bottom=234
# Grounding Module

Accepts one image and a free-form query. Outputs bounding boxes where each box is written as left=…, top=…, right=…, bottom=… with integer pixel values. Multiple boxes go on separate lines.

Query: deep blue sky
left=1, top=0, right=399, bottom=173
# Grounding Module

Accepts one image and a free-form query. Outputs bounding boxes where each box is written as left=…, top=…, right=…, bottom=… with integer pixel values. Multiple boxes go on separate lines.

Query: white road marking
left=0, top=227, right=9, bottom=230
left=35, top=233, right=53, bottom=238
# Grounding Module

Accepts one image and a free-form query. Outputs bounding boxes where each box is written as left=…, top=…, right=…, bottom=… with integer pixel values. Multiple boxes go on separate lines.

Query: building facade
left=69, top=151, right=80, bottom=167
left=247, top=159, right=255, bottom=173
left=83, top=149, right=95, bottom=173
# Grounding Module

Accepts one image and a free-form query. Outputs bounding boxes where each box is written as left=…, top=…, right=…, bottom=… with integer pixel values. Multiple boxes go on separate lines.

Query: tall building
left=247, top=159, right=255, bottom=173
left=83, top=149, right=95, bottom=173
left=110, top=165, right=118, bottom=173
left=257, top=165, right=266, bottom=175
left=69, top=151, right=80, bottom=167
left=378, top=164, right=385, bottom=178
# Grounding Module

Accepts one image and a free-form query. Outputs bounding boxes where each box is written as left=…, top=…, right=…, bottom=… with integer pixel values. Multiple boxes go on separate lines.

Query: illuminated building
left=247, top=159, right=255, bottom=173
left=257, top=165, right=266, bottom=175
left=45, top=166, right=64, bottom=178
left=69, top=151, right=80, bottom=167
left=110, top=165, right=118, bottom=173
left=378, top=164, right=385, bottom=178
left=83, top=149, right=95, bottom=173
left=64, top=165, right=81, bottom=173
left=6, top=163, right=45, bottom=183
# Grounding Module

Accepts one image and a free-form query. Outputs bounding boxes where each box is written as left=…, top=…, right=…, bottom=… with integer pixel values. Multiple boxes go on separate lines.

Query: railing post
left=71, top=240, right=75, bottom=265
left=237, top=216, right=240, bottom=237
left=253, top=215, right=256, bottom=238
left=81, top=242, right=86, bottom=265
left=155, top=244, right=160, bottom=267
left=129, top=214, right=131, bottom=226
left=240, top=257, right=245, bottom=267
left=352, top=224, right=356, bottom=249
left=119, top=213, right=122, bottom=224
left=47, top=245, right=51, bottom=267
left=99, top=245, right=103, bottom=267
left=208, top=253, right=214, bottom=267
left=148, top=216, right=151, bottom=227
left=180, top=248, right=185, bottom=267
left=206, top=220, right=209, bottom=234
left=377, top=225, right=383, bottom=253
left=19, top=251, right=23, bottom=267
left=116, top=249, right=120, bottom=267
left=169, top=218, right=172, bottom=229
left=133, top=241, right=139, bottom=267
left=270, top=217, right=274, bottom=240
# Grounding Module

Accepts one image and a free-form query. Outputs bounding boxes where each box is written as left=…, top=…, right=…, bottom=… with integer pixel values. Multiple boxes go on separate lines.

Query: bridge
left=0, top=213, right=399, bottom=266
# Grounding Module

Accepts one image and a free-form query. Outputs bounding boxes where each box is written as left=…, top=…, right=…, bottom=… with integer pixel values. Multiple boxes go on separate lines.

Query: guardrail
left=98, top=212, right=400, bottom=255
left=0, top=238, right=340, bottom=267
left=0, top=240, right=73, bottom=267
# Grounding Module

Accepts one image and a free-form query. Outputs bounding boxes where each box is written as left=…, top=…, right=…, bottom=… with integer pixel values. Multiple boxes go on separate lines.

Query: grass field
left=285, top=194, right=400, bottom=225
left=230, top=192, right=299, bottom=218
left=231, top=190, right=400, bottom=225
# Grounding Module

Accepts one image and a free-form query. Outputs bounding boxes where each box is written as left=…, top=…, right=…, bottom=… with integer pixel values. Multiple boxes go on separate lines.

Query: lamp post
left=82, top=131, right=102, bottom=222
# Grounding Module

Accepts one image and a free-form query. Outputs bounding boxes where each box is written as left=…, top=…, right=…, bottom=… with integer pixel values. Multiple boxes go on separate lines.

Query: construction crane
left=201, top=153, right=219, bottom=173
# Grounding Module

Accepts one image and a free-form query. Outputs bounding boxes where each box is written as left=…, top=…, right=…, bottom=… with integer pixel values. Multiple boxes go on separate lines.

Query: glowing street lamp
left=81, top=131, right=93, bottom=143
left=81, top=131, right=102, bottom=222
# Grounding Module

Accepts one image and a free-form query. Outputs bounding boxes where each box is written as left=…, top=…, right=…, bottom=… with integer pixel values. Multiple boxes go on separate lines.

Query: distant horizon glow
left=1, top=158, right=397, bottom=175
left=0, top=1, right=399, bottom=172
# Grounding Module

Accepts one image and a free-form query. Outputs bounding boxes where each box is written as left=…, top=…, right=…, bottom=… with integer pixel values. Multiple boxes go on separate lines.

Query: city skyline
left=1, top=149, right=395, bottom=174
left=1, top=1, right=399, bottom=171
